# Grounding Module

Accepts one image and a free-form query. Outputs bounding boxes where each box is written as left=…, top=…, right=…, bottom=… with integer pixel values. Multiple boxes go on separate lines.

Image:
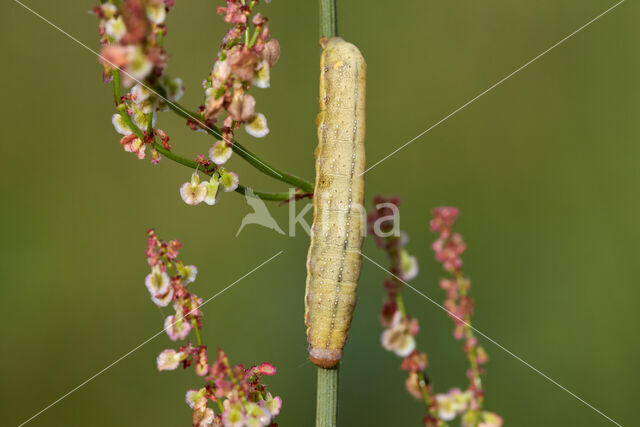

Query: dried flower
left=228, top=90, right=256, bottom=122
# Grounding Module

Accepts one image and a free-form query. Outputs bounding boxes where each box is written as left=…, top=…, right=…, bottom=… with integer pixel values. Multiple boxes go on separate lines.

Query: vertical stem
left=316, top=366, right=339, bottom=427
left=316, top=2, right=339, bottom=426
left=319, top=0, right=338, bottom=38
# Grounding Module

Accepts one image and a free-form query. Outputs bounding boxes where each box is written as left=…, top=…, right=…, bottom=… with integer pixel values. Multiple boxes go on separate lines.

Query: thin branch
left=152, top=142, right=299, bottom=202
left=156, top=87, right=315, bottom=193
left=112, top=71, right=295, bottom=202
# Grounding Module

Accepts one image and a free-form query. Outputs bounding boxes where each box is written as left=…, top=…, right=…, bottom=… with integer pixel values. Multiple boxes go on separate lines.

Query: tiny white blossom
left=178, top=264, right=198, bottom=284
left=180, top=173, right=207, bottom=205
left=131, top=84, right=152, bottom=104
left=245, top=113, right=269, bottom=138
left=146, top=3, right=167, bottom=24
left=132, top=106, right=157, bottom=130
left=112, top=113, right=132, bottom=135
left=151, top=287, right=174, bottom=307
left=399, top=249, right=418, bottom=281
left=203, top=177, right=220, bottom=205
left=145, top=265, right=170, bottom=295
left=381, top=311, right=416, bottom=357
left=252, top=61, right=270, bottom=88
left=100, top=3, right=117, bottom=19
left=436, top=394, right=457, bottom=421
left=125, top=47, right=153, bottom=85
left=157, top=349, right=185, bottom=371
left=185, top=388, right=207, bottom=409
left=220, top=170, right=239, bottom=192
left=263, top=393, right=282, bottom=417
left=209, top=141, right=233, bottom=165
left=105, top=16, right=127, bottom=42
left=245, top=402, right=270, bottom=427
left=165, top=314, right=191, bottom=341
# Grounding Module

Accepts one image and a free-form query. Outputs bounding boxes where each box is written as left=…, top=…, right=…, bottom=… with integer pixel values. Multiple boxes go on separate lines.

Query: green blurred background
left=1, top=0, right=638, bottom=425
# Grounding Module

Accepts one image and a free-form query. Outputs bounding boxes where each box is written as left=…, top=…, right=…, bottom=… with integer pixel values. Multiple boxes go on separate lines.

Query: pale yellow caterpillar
left=305, top=37, right=366, bottom=368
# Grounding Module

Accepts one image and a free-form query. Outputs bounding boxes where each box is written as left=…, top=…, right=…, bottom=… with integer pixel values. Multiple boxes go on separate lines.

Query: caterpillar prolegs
left=305, top=37, right=366, bottom=368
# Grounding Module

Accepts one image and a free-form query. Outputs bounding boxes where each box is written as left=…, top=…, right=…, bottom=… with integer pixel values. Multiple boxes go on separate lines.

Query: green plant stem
left=157, top=88, right=314, bottom=193
left=316, top=366, right=339, bottom=427
left=191, top=318, right=202, bottom=347
left=319, top=0, right=338, bottom=38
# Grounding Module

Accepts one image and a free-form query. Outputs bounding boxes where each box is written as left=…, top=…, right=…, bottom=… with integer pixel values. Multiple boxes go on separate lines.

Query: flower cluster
left=95, top=1, right=284, bottom=207
left=202, top=1, right=280, bottom=143
left=370, top=198, right=502, bottom=426
left=367, top=196, right=439, bottom=425
left=145, top=228, right=201, bottom=340
left=145, top=229, right=282, bottom=426
left=177, top=0, right=280, bottom=206
left=95, top=0, right=184, bottom=164
left=430, top=207, right=501, bottom=427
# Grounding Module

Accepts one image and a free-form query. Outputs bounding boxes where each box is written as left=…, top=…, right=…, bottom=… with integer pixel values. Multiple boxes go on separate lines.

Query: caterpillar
left=305, top=37, right=366, bottom=368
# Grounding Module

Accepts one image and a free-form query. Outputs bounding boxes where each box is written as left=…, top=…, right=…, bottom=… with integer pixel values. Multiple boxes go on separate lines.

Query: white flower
left=146, top=3, right=167, bottom=24
left=185, top=388, right=207, bottom=409
left=203, top=177, right=220, bottom=206
left=151, top=286, right=174, bottom=307
left=263, top=393, right=282, bottom=417
left=222, top=400, right=246, bottom=427
left=436, top=394, right=457, bottom=421
left=112, top=113, right=132, bottom=135
left=252, top=61, right=270, bottom=88
left=131, top=84, right=152, bottom=104
left=219, top=170, right=239, bottom=192
left=178, top=264, right=198, bottom=284
left=145, top=265, right=170, bottom=296
left=245, top=402, right=270, bottom=427
left=381, top=311, right=416, bottom=357
left=245, top=113, right=269, bottom=138
left=105, top=16, right=127, bottom=42
left=208, top=141, right=233, bottom=165
left=100, top=3, right=117, bottom=19
left=165, top=314, right=191, bottom=341
left=399, top=249, right=418, bottom=281
left=479, top=412, right=503, bottom=427
left=132, top=106, right=156, bottom=130
left=180, top=173, right=207, bottom=205
left=157, top=349, right=185, bottom=371
left=193, top=407, right=215, bottom=427
left=125, top=47, right=153, bottom=85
